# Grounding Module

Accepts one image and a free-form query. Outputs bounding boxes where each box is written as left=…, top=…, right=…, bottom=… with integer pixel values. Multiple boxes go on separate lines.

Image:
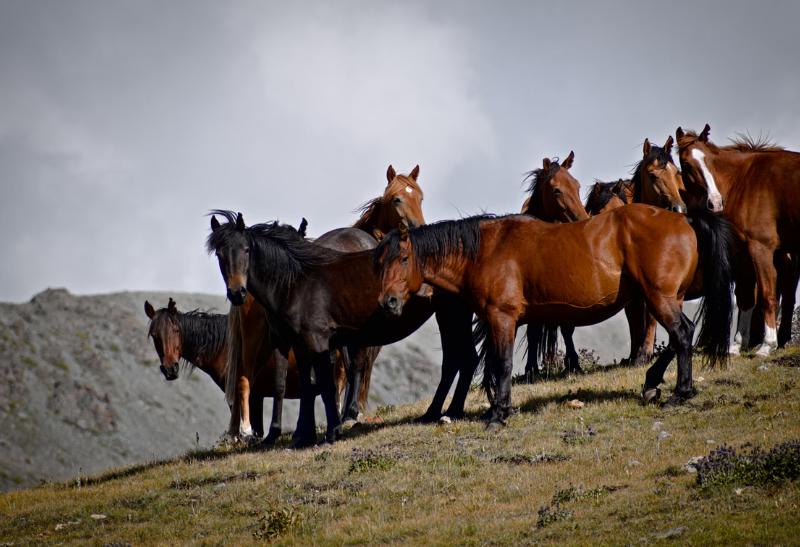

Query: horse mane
left=584, top=179, right=630, bottom=213
left=724, top=132, right=784, bottom=152
left=677, top=130, right=784, bottom=153
left=521, top=159, right=562, bottom=215
left=631, top=144, right=674, bottom=203
left=206, top=210, right=344, bottom=296
left=376, top=214, right=496, bottom=270
left=353, top=174, right=422, bottom=231
left=148, top=309, right=228, bottom=371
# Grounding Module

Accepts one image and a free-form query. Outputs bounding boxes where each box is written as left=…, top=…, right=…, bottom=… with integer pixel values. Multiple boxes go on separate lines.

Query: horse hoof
left=642, top=388, right=661, bottom=404
left=291, top=435, right=317, bottom=449
left=755, top=343, right=774, bottom=357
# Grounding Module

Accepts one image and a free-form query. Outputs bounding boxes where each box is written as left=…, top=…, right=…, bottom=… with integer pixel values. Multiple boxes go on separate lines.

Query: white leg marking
left=691, top=148, right=723, bottom=212
left=756, top=325, right=778, bottom=357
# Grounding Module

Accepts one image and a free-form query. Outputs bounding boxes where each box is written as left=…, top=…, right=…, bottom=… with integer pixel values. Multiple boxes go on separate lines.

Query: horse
left=375, top=205, right=734, bottom=429
left=519, top=151, right=589, bottom=382
left=208, top=209, right=475, bottom=446
left=145, top=297, right=346, bottom=441
left=584, top=178, right=632, bottom=216
left=676, top=124, right=800, bottom=354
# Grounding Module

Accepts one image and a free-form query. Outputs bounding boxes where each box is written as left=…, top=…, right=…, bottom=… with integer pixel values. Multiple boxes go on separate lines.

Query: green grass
left=1, top=348, right=800, bottom=545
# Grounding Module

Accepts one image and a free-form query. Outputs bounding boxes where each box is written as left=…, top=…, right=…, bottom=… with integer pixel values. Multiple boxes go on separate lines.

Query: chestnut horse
left=208, top=210, right=478, bottom=446
left=676, top=124, right=800, bottom=354
left=375, top=205, right=734, bottom=429
left=519, top=152, right=589, bottom=381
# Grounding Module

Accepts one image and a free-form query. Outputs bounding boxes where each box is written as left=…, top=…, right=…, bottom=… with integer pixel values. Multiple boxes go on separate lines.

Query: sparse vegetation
left=1, top=347, right=799, bottom=544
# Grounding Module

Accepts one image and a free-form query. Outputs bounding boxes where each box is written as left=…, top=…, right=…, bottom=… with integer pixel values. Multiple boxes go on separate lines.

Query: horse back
left=316, top=227, right=377, bottom=253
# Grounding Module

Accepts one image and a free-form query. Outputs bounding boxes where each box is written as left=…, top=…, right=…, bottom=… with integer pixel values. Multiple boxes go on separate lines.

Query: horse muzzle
left=226, top=285, right=248, bottom=305
left=380, top=295, right=403, bottom=316
left=160, top=363, right=179, bottom=381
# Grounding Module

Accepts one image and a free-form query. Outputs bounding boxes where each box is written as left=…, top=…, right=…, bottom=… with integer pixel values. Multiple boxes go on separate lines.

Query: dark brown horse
left=520, top=152, right=589, bottom=381
left=584, top=178, right=632, bottom=216
left=676, top=124, right=800, bottom=354
left=145, top=297, right=345, bottom=441
left=375, top=205, right=734, bottom=429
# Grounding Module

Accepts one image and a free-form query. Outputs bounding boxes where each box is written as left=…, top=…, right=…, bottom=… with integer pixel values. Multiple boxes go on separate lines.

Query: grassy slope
left=1, top=349, right=799, bottom=545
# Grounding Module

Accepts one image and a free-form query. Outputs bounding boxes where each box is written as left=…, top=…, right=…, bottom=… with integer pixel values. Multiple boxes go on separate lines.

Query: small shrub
left=492, top=453, right=569, bottom=465
left=696, top=440, right=800, bottom=489
left=560, top=425, right=596, bottom=444
left=349, top=449, right=394, bottom=473
left=253, top=505, right=301, bottom=540
left=536, top=503, right=572, bottom=528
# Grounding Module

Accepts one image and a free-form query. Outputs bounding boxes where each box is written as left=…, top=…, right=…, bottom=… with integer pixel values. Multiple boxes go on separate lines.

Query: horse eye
left=393, top=197, right=402, bottom=204
left=553, top=188, right=563, bottom=196
left=401, top=256, right=409, bottom=265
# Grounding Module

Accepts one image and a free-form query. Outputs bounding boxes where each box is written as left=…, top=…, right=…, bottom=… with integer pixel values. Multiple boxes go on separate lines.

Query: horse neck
left=706, top=149, right=750, bottom=199
left=523, top=193, right=553, bottom=221
left=419, top=253, right=471, bottom=294
left=176, top=314, right=226, bottom=376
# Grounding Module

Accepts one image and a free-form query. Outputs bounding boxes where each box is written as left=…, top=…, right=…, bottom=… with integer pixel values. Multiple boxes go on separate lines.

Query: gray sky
left=1, top=0, right=799, bottom=302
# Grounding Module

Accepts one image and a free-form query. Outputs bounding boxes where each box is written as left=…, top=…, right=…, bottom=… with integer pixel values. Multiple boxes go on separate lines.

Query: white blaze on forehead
left=690, top=148, right=723, bottom=207
left=405, top=186, right=414, bottom=194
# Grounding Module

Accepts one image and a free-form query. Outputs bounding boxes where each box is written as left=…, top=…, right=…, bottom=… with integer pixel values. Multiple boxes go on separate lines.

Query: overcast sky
left=1, top=0, right=799, bottom=302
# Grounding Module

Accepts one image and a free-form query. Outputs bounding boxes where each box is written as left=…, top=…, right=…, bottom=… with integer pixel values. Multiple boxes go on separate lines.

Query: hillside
left=0, top=289, right=449, bottom=492
left=1, top=348, right=799, bottom=544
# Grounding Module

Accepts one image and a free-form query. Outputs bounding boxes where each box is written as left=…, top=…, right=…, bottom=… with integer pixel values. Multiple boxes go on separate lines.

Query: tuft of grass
left=551, top=484, right=622, bottom=504
left=348, top=449, right=394, bottom=473
left=492, top=453, right=569, bottom=465
left=536, top=503, right=572, bottom=528
left=253, top=505, right=302, bottom=540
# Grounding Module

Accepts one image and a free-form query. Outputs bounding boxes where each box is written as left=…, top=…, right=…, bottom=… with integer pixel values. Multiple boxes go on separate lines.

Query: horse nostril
left=386, top=296, right=398, bottom=309
left=707, top=199, right=714, bottom=211
left=238, top=286, right=247, bottom=298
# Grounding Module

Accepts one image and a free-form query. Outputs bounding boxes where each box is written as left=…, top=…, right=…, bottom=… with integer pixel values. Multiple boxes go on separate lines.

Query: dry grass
left=2, top=348, right=800, bottom=545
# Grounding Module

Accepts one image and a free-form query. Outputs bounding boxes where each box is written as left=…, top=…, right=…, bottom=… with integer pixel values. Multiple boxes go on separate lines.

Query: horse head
left=523, top=151, right=589, bottom=222
left=375, top=220, right=423, bottom=316
left=676, top=124, right=724, bottom=213
left=145, top=298, right=182, bottom=380
left=208, top=211, right=250, bottom=305
left=635, top=136, right=686, bottom=213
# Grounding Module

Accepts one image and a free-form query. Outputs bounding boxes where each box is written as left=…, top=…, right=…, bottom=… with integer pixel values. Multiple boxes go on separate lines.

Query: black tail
left=473, top=317, right=498, bottom=402
left=688, top=209, right=735, bottom=367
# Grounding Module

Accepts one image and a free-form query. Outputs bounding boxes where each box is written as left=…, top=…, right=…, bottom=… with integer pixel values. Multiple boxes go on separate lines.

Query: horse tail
left=225, top=302, right=244, bottom=405
left=537, top=323, right=559, bottom=365
left=473, top=317, right=495, bottom=401
left=687, top=209, right=735, bottom=367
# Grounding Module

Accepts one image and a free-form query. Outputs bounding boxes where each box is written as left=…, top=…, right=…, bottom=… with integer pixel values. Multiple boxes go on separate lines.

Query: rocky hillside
left=0, top=289, right=447, bottom=492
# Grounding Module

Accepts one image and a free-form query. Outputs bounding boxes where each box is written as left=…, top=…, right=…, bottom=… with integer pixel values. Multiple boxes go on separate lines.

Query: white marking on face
left=405, top=186, right=413, bottom=194
left=690, top=148, right=723, bottom=212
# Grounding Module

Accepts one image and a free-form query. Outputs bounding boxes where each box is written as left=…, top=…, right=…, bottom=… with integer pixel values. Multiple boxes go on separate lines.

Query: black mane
left=521, top=159, right=562, bottom=214
left=585, top=179, right=630, bottom=214
left=376, top=214, right=496, bottom=269
left=631, top=145, right=675, bottom=203
left=206, top=209, right=343, bottom=295
left=148, top=308, right=228, bottom=369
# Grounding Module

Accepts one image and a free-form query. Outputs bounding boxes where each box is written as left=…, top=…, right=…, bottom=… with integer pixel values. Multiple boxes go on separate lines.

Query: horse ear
left=144, top=300, right=156, bottom=319
left=409, top=165, right=420, bottom=181
left=398, top=219, right=409, bottom=241
left=699, top=123, right=711, bottom=142
left=235, top=212, right=245, bottom=232
left=663, top=135, right=674, bottom=152
left=386, top=165, right=396, bottom=183
left=168, top=298, right=177, bottom=314
left=542, top=157, right=551, bottom=170
left=562, top=151, right=575, bottom=170
left=675, top=127, right=684, bottom=141
left=298, top=217, right=308, bottom=238
left=642, top=138, right=651, bottom=157
left=210, top=215, right=221, bottom=232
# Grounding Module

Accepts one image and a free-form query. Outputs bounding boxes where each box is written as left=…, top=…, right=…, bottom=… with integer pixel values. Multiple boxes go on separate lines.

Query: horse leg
left=777, top=253, right=799, bottom=348
left=642, top=295, right=695, bottom=405
left=291, top=357, right=317, bottom=448
left=341, top=346, right=363, bottom=422
left=640, top=314, right=657, bottom=363
left=236, top=375, right=253, bottom=438
left=524, top=324, right=542, bottom=382
left=562, top=325, right=581, bottom=373
left=749, top=241, right=780, bottom=356
left=484, top=311, right=517, bottom=430
left=316, top=347, right=342, bottom=443
left=263, top=348, right=289, bottom=445
left=623, top=299, right=645, bottom=365
left=249, top=393, right=264, bottom=438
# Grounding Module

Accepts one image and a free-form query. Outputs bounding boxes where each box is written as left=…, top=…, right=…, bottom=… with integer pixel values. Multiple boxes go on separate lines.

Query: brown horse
left=375, top=205, right=734, bottom=428
left=520, top=152, right=589, bottom=381
left=145, top=297, right=345, bottom=440
left=676, top=124, right=800, bottom=354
